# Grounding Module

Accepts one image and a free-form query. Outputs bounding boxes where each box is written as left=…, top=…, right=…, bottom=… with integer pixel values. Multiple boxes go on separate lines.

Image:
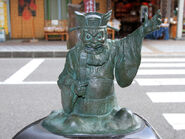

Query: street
left=0, top=57, right=185, bottom=139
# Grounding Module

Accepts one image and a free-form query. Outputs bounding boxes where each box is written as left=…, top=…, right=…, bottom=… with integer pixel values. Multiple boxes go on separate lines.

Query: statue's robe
left=42, top=10, right=161, bottom=135
left=42, top=27, right=145, bottom=135
left=58, top=27, right=143, bottom=116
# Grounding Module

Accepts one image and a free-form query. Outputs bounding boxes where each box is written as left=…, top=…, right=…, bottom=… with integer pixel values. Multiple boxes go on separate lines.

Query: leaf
left=75, top=11, right=86, bottom=27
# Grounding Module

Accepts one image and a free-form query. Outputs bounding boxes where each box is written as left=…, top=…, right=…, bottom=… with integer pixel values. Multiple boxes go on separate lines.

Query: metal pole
left=176, top=0, right=185, bottom=39
left=44, top=0, right=47, bottom=20
left=47, top=0, right=50, bottom=20
left=58, top=0, right=62, bottom=20
left=167, top=0, right=172, bottom=24
left=107, top=0, right=111, bottom=11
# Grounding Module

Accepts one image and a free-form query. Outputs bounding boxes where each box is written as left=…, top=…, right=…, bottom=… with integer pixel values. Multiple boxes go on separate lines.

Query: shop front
left=9, top=0, right=69, bottom=39
left=8, top=0, right=108, bottom=40
left=111, top=0, right=160, bottom=37
left=1, top=0, right=185, bottom=40
left=110, top=0, right=184, bottom=40
left=10, top=0, right=44, bottom=39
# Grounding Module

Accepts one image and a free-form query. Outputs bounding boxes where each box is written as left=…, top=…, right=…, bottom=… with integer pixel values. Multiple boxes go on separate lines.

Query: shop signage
left=84, top=0, right=95, bottom=13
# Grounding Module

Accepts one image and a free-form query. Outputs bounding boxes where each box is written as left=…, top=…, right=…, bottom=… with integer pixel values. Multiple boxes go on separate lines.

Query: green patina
left=42, top=10, right=162, bottom=136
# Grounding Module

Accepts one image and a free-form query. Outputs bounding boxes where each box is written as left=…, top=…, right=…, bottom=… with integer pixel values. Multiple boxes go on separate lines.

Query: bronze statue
left=42, top=10, right=162, bottom=136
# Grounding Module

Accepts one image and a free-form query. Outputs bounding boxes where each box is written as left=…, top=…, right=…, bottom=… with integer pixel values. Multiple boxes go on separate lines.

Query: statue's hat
left=69, top=10, right=119, bottom=32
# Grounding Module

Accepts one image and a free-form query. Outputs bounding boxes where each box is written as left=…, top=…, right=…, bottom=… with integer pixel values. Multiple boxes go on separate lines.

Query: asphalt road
left=0, top=57, right=185, bottom=139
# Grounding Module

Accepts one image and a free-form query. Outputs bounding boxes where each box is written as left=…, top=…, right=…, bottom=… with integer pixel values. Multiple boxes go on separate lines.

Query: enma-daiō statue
left=42, top=10, right=162, bottom=137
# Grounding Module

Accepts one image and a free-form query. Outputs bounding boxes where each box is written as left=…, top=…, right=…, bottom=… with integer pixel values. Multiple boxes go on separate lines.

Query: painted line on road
left=4, top=59, right=45, bottom=83
left=147, top=92, right=185, bottom=103
left=0, top=80, right=135, bottom=85
left=142, top=45, right=153, bottom=53
left=137, top=69, right=185, bottom=75
left=142, top=45, right=163, bottom=53
left=140, top=63, right=185, bottom=68
left=163, top=113, right=185, bottom=130
left=0, top=81, right=57, bottom=85
left=141, top=58, right=185, bottom=62
left=136, top=78, right=185, bottom=86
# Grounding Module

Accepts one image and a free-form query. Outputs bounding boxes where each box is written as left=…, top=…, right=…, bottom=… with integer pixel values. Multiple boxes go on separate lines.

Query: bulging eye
left=85, top=33, right=92, bottom=40
left=97, top=34, right=102, bottom=39
left=96, top=33, right=103, bottom=41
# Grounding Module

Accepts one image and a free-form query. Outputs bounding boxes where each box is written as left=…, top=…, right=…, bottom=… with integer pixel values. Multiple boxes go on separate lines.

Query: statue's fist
left=143, top=10, right=162, bottom=35
left=74, top=81, right=88, bottom=97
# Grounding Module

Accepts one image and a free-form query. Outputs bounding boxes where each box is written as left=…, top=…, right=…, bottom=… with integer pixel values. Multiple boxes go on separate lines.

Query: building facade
left=0, top=0, right=184, bottom=40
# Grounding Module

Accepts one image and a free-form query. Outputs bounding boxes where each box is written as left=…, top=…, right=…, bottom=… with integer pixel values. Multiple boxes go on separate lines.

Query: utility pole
left=176, top=0, right=185, bottom=39
left=67, top=4, right=81, bottom=49
left=107, top=0, right=111, bottom=11
left=160, top=0, right=171, bottom=23
left=167, top=0, right=172, bottom=24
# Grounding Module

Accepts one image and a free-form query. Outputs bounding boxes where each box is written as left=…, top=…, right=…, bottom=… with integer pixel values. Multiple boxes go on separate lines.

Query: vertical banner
left=84, top=0, right=96, bottom=13
left=0, top=1, right=8, bottom=34
left=0, top=1, right=5, bottom=28
left=184, top=0, right=185, bottom=18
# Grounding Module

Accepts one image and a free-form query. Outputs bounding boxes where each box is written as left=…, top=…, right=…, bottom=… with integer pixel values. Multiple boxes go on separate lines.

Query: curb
left=0, top=51, right=184, bottom=58
left=142, top=52, right=185, bottom=57
left=0, top=51, right=68, bottom=58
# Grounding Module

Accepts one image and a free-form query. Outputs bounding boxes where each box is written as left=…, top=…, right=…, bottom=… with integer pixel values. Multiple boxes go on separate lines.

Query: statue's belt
left=74, top=95, right=116, bottom=116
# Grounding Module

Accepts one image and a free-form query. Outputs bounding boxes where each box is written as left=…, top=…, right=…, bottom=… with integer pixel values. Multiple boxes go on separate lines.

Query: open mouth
left=86, top=44, right=102, bottom=49
left=84, top=44, right=105, bottom=54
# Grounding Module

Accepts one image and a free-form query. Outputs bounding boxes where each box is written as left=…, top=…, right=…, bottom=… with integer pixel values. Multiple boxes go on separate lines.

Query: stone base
left=13, top=114, right=161, bottom=139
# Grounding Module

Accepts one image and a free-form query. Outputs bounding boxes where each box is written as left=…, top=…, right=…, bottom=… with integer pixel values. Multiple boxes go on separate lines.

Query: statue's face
left=81, top=28, right=107, bottom=50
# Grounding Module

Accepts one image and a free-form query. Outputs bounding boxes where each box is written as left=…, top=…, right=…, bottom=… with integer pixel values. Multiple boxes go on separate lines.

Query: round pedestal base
left=13, top=114, right=160, bottom=139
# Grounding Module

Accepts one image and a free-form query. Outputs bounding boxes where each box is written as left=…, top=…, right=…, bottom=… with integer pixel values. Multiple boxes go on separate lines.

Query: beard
left=84, top=43, right=104, bottom=54
left=85, top=44, right=110, bottom=66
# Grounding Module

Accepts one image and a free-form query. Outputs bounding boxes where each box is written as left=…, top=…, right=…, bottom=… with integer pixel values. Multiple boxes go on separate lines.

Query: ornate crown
left=69, top=10, right=119, bottom=32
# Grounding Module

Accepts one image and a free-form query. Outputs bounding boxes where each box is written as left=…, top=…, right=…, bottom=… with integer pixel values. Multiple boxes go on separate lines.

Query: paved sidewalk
left=142, top=40, right=185, bottom=56
left=0, top=39, right=185, bottom=58
left=0, top=40, right=68, bottom=58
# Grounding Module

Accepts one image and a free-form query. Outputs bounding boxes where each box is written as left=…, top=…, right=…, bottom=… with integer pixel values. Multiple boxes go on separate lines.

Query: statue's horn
left=69, top=27, right=80, bottom=32
left=107, top=25, right=119, bottom=32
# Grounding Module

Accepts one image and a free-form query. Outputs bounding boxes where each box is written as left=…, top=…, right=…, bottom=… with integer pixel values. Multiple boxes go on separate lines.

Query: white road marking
left=0, top=80, right=135, bottom=85
left=137, top=69, right=185, bottom=75
left=0, top=81, right=57, bottom=85
left=140, top=63, right=185, bottom=68
left=142, top=45, right=153, bottom=53
left=4, top=59, right=45, bottom=83
left=163, top=113, right=185, bottom=130
left=147, top=92, right=185, bottom=103
left=142, top=58, right=185, bottom=62
left=136, top=78, right=185, bottom=86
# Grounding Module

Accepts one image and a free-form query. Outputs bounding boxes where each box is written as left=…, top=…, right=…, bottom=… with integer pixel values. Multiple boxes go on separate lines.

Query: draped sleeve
left=58, top=51, right=76, bottom=88
left=57, top=49, right=77, bottom=113
left=114, top=27, right=144, bottom=87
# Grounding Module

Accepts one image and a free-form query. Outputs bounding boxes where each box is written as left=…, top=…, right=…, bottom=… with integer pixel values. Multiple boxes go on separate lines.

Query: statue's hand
left=143, top=10, right=162, bottom=35
left=74, top=81, right=88, bottom=97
